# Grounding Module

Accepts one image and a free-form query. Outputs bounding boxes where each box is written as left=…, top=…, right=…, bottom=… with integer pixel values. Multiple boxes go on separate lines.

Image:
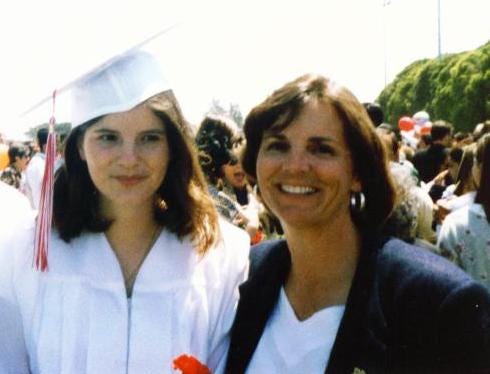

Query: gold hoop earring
left=156, top=196, right=168, bottom=212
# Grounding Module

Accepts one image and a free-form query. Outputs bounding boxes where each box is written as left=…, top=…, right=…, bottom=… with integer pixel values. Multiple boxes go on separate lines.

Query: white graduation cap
left=27, top=25, right=178, bottom=271
left=70, top=49, right=171, bottom=127
left=24, top=24, right=178, bottom=127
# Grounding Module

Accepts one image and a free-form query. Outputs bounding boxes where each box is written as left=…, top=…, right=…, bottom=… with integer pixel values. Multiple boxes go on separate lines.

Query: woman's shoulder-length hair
left=53, top=90, right=219, bottom=254
left=241, top=73, right=396, bottom=237
left=475, top=133, right=490, bottom=222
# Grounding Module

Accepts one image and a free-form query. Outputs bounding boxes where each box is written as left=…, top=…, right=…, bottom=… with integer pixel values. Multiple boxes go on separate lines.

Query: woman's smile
left=278, top=184, right=317, bottom=195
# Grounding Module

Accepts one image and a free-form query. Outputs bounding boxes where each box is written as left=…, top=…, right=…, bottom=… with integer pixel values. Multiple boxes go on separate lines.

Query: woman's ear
left=351, top=176, right=362, bottom=193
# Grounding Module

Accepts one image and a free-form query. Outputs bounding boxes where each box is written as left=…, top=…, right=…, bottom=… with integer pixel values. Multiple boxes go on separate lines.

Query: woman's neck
left=283, top=219, right=361, bottom=321
left=102, top=198, right=159, bottom=254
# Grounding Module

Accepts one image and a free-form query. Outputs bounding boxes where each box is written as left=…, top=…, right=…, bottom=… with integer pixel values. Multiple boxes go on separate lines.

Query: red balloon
left=419, top=124, right=432, bottom=135
left=398, top=116, right=415, bottom=131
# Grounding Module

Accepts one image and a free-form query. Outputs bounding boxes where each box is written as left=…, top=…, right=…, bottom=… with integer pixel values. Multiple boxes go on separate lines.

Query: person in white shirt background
left=24, top=127, right=48, bottom=210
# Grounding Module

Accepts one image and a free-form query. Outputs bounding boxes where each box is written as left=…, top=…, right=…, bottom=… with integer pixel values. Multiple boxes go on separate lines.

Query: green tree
left=377, top=41, right=489, bottom=133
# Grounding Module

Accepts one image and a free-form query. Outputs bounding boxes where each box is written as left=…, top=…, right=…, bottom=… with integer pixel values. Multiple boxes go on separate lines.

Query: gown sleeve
left=206, top=220, right=250, bottom=373
left=0, top=214, right=34, bottom=374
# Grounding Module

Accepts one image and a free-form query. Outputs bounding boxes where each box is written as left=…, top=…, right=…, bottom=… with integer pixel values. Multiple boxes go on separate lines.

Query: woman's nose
left=282, top=149, right=310, bottom=173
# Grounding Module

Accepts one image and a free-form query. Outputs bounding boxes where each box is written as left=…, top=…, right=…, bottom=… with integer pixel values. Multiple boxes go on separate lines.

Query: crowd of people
left=0, top=48, right=489, bottom=373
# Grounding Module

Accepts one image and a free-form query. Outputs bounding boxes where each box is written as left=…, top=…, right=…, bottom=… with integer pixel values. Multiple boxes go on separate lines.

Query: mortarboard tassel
left=33, top=90, right=57, bottom=271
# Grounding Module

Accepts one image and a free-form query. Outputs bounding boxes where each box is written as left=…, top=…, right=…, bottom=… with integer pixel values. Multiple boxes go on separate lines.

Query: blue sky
left=1, top=0, right=489, bottom=139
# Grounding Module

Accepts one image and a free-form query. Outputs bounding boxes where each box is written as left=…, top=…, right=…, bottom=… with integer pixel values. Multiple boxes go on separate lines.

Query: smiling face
left=256, top=99, right=361, bottom=231
left=79, top=103, right=169, bottom=214
left=222, top=160, right=247, bottom=189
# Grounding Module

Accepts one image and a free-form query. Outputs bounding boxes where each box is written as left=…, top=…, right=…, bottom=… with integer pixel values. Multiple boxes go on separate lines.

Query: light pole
left=382, top=0, right=391, bottom=87
left=437, top=0, right=442, bottom=58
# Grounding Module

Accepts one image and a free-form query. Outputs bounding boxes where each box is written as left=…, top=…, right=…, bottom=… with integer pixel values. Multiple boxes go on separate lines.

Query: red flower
left=172, top=354, right=211, bottom=374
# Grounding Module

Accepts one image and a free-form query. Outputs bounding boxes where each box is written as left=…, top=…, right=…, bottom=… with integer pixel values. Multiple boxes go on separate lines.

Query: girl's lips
left=114, top=175, right=146, bottom=186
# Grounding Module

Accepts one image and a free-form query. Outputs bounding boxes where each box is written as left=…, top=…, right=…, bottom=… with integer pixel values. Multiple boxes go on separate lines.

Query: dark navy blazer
left=225, top=238, right=490, bottom=373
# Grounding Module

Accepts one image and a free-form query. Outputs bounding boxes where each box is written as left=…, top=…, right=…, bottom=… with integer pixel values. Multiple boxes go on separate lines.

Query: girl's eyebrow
left=91, top=127, right=165, bottom=134
left=92, top=128, right=117, bottom=133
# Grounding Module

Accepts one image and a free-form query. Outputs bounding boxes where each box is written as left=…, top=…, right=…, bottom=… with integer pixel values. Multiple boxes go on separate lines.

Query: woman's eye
left=310, top=143, right=334, bottom=155
left=265, top=141, right=289, bottom=152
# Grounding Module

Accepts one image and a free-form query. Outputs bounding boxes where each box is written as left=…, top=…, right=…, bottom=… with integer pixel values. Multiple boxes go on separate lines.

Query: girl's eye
left=140, top=133, right=163, bottom=143
left=98, top=133, right=118, bottom=143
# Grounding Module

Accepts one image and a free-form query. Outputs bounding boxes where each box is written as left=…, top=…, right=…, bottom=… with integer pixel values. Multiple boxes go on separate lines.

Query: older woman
left=0, top=50, right=249, bottom=373
left=225, top=74, right=490, bottom=373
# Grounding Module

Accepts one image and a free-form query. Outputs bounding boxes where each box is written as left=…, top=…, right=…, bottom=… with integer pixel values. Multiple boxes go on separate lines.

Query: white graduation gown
left=0, top=218, right=250, bottom=374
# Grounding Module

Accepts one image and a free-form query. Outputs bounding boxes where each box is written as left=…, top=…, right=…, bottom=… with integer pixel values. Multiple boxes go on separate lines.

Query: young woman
left=0, top=50, right=249, bottom=373
left=225, top=74, right=490, bottom=373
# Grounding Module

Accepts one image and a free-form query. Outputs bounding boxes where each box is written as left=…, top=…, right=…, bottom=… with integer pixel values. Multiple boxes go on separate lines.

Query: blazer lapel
left=225, top=241, right=290, bottom=374
left=326, top=237, right=388, bottom=374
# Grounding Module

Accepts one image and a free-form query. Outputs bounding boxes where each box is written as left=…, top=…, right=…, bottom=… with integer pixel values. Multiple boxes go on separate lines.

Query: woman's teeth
left=280, top=185, right=315, bottom=194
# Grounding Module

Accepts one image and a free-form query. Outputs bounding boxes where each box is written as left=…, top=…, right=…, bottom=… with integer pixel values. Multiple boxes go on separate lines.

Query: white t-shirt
left=0, top=218, right=250, bottom=374
left=247, top=288, right=345, bottom=373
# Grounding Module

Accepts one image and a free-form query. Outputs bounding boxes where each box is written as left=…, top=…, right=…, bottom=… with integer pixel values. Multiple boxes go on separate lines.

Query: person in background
left=427, top=146, right=463, bottom=202
left=416, top=133, right=432, bottom=150
left=384, top=164, right=438, bottom=250
left=438, top=134, right=490, bottom=289
left=375, top=123, right=418, bottom=178
left=435, top=143, right=478, bottom=226
left=472, top=120, right=490, bottom=142
left=0, top=49, right=249, bottom=373
left=362, top=102, right=384, bottom=127
left=25, top=127, right=49, bottom=209
left=0, top=132, right=9, bottom=170
left=195, top=115, right=260, bottom=241
left=413, top=120, right=453, bottom=183
left=0, top=180, right=33, bottom=240
left=0, top=143, right=29, bottom=190
left=452, top=131, right=472, bottom=148
left=225, top=74, right=490, bottom=373
left=375, top=123, right=435, bottom=244
left=221, top=140, right=264, bottom=243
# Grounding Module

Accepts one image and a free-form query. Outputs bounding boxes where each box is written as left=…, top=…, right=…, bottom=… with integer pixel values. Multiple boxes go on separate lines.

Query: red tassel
left=33, top=91, right=57, bottom=272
